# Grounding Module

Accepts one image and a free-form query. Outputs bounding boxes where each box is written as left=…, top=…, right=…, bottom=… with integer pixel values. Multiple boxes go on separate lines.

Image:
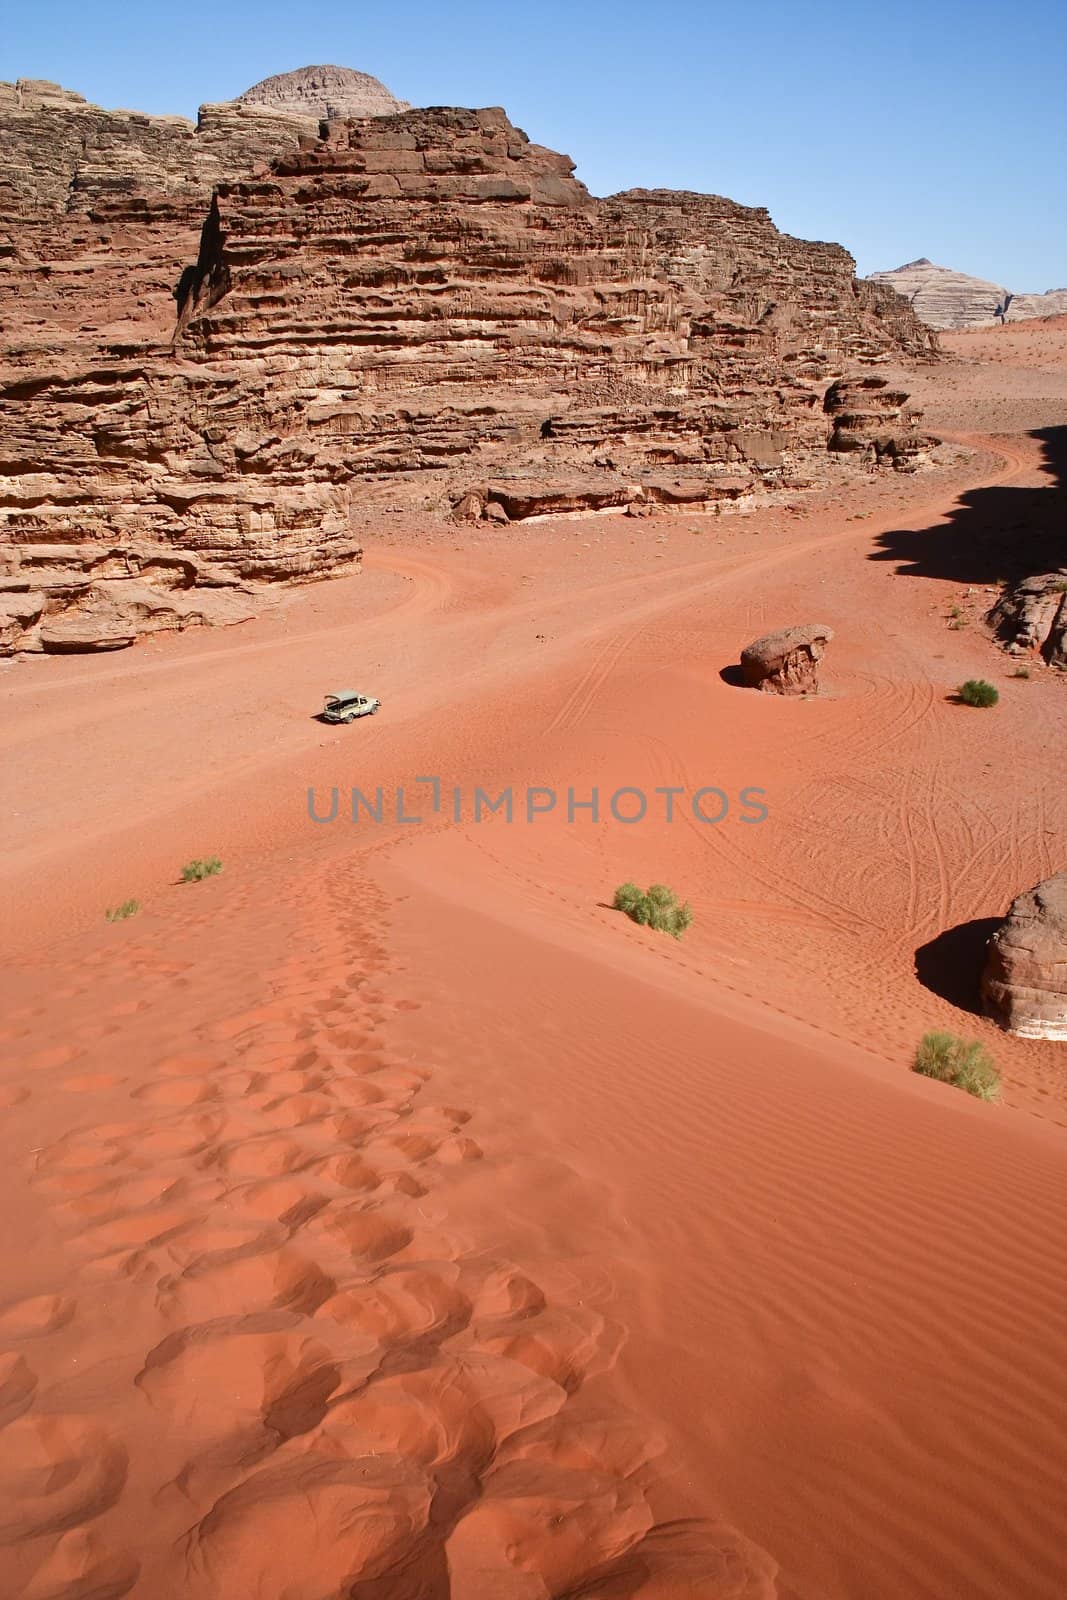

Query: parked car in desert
left=321, top=690, right=381, bottom=723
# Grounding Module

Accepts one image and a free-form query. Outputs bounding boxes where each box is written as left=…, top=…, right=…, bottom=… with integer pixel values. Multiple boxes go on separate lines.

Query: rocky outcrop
left=824, top=376, right=937, bottom=469
left=1003, top=290, right=1067, bottom=321
left=869, top=258, right=1067, bottom=330
left=0, top=86, right=935, bottom=651
left=988, top=571, right=1067, bottom=664
left=172, top=110, right=934, bottom=514
left=0, top=75, right=381, bottom=651
left=982, top=873, right=1067, bottom=1040
left=453, top=473, right=754, bottom=523
left=0, top=75, right=361, bottom=362
left=237, top=65, right=409, bottom=121
left=739, top=624, right=833, bottom=694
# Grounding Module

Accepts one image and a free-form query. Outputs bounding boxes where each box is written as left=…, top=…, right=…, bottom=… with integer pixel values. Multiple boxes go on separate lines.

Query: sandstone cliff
left=0, top=75, right=339, bottom=361
left=868, top=258, right=1067, bottom=330
left=0, top=84, right=936, bottom=654
left=173, top=110, right=935, bottom=513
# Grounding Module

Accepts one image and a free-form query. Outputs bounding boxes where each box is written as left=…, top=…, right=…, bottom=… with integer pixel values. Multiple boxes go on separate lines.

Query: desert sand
left=1, top=321, right=1066, bottom=1597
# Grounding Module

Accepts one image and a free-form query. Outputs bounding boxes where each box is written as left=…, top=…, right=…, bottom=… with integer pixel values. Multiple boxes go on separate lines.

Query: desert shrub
left=105, top=899, right=140, bottom=922
left=957, top=679, right=999, bottom=708
left=912, top=1031, right=1000, bottom=1101
left=613, top=881, right=692, bottom=939
left=1011, top=666, right=1031, bottom=679
left=180, top=857, right=223, bottom=883
left=613, top=882, right=645, bottom=917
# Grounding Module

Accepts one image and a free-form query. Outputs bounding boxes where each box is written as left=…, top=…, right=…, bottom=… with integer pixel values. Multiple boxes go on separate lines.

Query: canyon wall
left=1, top=81, right=936, bottom=653
left=172, top=108, right=935, bottom=517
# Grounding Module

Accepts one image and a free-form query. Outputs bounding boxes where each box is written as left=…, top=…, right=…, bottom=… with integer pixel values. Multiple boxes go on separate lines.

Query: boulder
left=740, top=624, right=833, bottom=695
left=982, top=873, right=1067, bottom=1040
left=988, top=571, right=1067, bottom=664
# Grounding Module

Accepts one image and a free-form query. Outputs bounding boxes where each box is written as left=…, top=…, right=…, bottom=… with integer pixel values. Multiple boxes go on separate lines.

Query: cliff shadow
left=914, top=917, right=1001, bottom=1013
left=868, top=426, right=1066, bottom=588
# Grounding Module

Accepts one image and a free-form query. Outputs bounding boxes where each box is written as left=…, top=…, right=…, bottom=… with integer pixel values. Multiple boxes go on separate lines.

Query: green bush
left=912, top=1031, right=1000, bottom=1102
left=180, top=857, right=223, bottom=883
left=105, top=899, right=140, bottom=922
left=957, top=679, right=999, bottom=708
left=613, top=881, right=692, bottom=939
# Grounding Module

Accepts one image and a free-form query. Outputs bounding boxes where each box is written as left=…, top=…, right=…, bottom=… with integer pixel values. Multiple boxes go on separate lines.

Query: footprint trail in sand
left=0, top=866, right=768, bottom=1599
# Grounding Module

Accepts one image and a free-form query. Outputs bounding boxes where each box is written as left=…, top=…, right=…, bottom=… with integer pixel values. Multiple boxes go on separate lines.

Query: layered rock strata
left=237, top=65, right=409, bottom=121
left=174, top=109, right=935, bottom=510
left=824, top=376, right=936, bottom=469
left=982, top=873, right=1067, bottom=1040
left=1, top=91, right=936, bottom=651
left=869, top=258, right=1067, bottom=330
left=0, top=76, right=337, bottom=358
left=0, top=75, right=373, bottom=652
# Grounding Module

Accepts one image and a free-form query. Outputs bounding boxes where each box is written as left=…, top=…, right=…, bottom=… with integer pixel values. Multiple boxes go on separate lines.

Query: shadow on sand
left=869, top=425, right=1066, bottom=590
left=718, top=664, right=747, bottom=688
left=914, top=917, right=1001, bottom=1014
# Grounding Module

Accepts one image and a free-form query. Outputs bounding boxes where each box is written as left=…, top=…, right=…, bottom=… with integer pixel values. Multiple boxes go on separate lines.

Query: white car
left=322, top=690, right=381, bottom=724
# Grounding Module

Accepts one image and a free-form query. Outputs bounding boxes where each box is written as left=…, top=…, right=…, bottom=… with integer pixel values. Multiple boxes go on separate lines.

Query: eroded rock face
left=868, top=258, right=1067, bottom=330
left=175, top=110, right=934, bottom=508
left=988, top=572, right=1067, bottom=665
left=0, top=88, right=935, bottom=650
left=982, top=873, right=1067, bottom=1040
left=824, top=376, right=936, bottom=469
left=0, top=76, right=338, bottom=360
left=740, top=624, right=833, bottom=694
left=237, top=65, right=410, bottom=121
left=0, top=76, right=377, bottom=652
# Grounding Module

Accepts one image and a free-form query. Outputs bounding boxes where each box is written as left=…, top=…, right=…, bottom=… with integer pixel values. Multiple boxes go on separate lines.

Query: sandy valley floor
left=1, top=322, right=1065, bottom=1598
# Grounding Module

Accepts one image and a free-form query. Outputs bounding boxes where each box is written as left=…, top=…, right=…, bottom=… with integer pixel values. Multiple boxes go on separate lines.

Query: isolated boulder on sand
left=740, top=624, right=833, bottom=695
left=988, top=571, right=1067, bottom=664
left=982, top=872, right=1067, bottom=1040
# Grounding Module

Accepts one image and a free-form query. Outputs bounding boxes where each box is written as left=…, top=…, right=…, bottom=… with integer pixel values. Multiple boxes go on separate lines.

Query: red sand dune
left=1, top=327, right=1066, bottom=1597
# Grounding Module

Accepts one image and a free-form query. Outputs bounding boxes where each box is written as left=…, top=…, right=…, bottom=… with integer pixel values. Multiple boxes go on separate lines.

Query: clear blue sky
left=5, top=0, right=1065, bottom=288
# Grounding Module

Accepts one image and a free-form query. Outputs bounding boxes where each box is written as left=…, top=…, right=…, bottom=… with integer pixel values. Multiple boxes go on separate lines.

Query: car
left=321, top=690, right=381, bottom=723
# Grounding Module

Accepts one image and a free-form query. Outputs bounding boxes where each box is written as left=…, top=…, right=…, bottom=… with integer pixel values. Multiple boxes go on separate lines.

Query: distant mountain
left=868, top=258, right=1067, bottom=330
left=237, top=64, right=409, bottom=121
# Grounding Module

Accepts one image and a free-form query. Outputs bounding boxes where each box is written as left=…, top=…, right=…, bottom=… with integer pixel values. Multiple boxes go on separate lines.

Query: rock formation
left=173, top=109, right=934, bottom=508
left=237, top=65, right=409, bottom=121
left=982, top=873, right=1067, bottom=1040
left=824, top=376, right=935, bottom=469
left=0, top=76, right=337, bottom=358
left=988, top=572, right=1067, bottom=665
left=868, top=258, right=1067, bottom=330
left=1002, top=289, right=1067, bottom=321
left=0, top=82, right=936, bottom=653
left=739, top=624, right=833, bottom=694
left=0, top=73, right=384, bottom=653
